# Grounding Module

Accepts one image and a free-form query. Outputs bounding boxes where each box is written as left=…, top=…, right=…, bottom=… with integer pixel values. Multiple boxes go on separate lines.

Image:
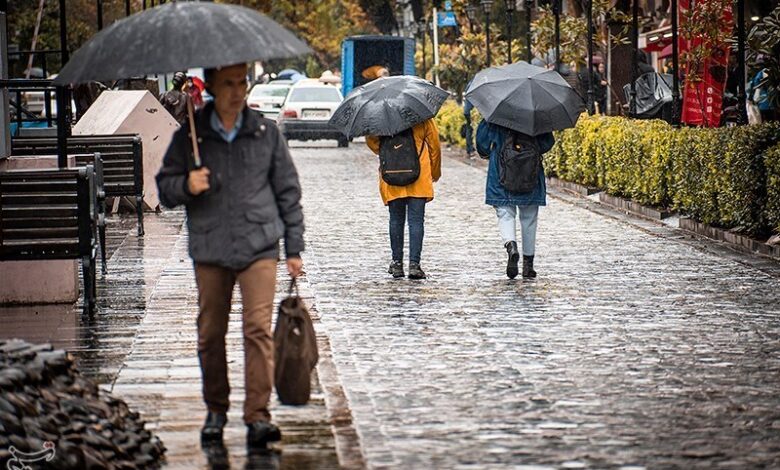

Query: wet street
left=294, top=142, right=780, bottom=469
left=2, top=140, right=780, bottom=469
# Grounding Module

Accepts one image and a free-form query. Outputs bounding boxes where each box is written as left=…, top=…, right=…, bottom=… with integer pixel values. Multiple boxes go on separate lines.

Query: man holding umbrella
left=156, top=63, right=304, bottom=448
left=54, top=1, right=313, bottom=450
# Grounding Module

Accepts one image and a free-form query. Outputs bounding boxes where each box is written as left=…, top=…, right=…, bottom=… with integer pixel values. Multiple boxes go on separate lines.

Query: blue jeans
left=388, top=197, right=426, bottom=264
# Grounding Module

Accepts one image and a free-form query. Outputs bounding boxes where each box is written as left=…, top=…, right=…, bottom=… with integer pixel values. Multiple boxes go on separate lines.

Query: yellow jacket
left=366, top=119, right=442, bottom=206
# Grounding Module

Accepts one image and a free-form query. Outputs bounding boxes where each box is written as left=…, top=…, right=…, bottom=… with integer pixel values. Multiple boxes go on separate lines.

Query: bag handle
left=288, top=278, right=300, bottom=296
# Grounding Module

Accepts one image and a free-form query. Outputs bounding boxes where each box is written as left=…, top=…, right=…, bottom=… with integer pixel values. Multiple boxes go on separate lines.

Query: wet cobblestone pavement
left=292, top=142, right=780, bottom=469
left=3, top=140, right=780, bottom=469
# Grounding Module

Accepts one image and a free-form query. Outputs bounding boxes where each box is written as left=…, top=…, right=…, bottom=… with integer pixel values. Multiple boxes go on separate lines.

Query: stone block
left=73, top=90, right=180, bottom=211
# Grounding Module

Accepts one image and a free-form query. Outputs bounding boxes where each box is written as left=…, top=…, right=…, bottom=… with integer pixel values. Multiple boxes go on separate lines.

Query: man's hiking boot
left=388, top=261, right=404, bottom=278
left=408, top=262, right=427, bottom=280
left=522, top=255, right=537, bottom=279
left=246, top=421, right=282, bottom=449
left=201, top=411, right=227, bottom=443
left=505, top=241, right=520, bottom=279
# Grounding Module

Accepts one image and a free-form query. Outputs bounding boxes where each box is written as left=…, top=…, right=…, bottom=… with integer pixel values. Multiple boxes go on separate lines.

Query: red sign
left=680, top=0, right=734, bottom=127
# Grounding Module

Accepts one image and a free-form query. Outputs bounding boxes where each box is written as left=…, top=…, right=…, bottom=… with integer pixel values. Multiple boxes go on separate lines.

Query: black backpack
left=379, top=128, right=421, bottom=186
left=498, top=131, right=542, bottom=194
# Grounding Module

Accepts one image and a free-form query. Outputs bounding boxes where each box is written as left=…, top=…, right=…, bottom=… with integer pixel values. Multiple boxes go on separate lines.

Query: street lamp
left=553, top=0, right=560, bottom=72
left=524, top=0, right=533, bottom=62
left=481, top=0, right=494, bottom=67
left=506, top=0, right=516, bottom=64
left=418, top=19, right=427, bottom=78
left=466, top=4, right=477, bottom=34
left=587, top=0, right=594, bottom=114
left=96, top=0, right=103, bottom=30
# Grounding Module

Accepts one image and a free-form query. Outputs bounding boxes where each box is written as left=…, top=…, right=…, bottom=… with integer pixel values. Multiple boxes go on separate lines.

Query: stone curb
left=679, top=217, right=780, bottom=261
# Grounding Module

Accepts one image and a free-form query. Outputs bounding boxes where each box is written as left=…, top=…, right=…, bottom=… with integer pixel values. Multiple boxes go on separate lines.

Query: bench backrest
left=10, top=135, right=143, bottom=198
left=0, top=166, right=97, bottom=260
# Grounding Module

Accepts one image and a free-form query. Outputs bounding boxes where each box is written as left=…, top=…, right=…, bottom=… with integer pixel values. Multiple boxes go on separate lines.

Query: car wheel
left=337, top=137, right=349, bottom=148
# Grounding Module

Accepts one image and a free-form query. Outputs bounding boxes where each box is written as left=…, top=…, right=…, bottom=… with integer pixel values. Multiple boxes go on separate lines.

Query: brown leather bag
left=274, top=279, right=319, bottom=405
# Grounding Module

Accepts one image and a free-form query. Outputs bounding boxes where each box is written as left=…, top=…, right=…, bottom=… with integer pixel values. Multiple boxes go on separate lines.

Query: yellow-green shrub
left=548, top=115, right=780, bottom=236
left=434, top=99, right=467, bottom=148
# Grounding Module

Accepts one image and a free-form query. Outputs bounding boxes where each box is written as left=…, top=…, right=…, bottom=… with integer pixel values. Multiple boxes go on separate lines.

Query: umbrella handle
left=186, top=95, right=202, bottom=168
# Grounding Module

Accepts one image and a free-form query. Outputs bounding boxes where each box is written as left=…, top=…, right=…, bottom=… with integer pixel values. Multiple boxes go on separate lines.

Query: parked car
left=277, top=80, right=348, bottom=147
left=247, top=81, right=292, bottom=120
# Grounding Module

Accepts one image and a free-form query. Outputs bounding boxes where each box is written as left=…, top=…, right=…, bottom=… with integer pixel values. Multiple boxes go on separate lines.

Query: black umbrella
left=465, top=61, right=584, bottom=136
left=54, top=2, right=311, bottom=84
left=329, top=75, right=449, bottom=138
left=53, top=1, right=311, bottom=167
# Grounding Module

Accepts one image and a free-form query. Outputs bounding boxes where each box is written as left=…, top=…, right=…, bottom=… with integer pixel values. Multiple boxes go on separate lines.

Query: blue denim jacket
left=476, top=121, right=554, bottom=207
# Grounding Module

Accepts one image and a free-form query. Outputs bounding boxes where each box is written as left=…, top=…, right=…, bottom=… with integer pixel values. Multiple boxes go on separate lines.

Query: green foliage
left=766, top=143, right=780, bottom=233
left=434, top=99, right=467, bottom=148
left=547, top=115, right=780, bottom=237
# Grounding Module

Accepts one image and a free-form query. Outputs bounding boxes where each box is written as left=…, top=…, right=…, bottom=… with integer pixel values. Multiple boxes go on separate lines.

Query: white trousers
left=494, top=205, right=539, bottom=256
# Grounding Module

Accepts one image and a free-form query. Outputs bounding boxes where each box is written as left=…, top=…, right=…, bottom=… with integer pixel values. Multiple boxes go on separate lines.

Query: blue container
left=341, top=35, right=416, bottom=97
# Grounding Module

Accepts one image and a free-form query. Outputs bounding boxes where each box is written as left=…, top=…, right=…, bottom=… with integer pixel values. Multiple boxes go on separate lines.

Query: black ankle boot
left=201, top=411, right=227, bottom=443
left=408, top=262, right=426, bottom=279
left=522, top=255, right=537, bottom=278
left=505, top=241, right=519, bottom=279
left=388, top=260, right=404, bottom=278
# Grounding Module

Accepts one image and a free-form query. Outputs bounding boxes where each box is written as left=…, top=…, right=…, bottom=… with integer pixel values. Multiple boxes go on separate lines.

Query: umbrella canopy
left=329, top=75, right=449, bottom=138
left=54, top=2, right=311, bottom=85
left=465, top=61, right=585, bottom=136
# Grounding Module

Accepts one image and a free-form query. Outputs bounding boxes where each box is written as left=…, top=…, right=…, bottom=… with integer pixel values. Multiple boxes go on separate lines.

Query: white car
left=277, top=80, right=348, bottom=147
left=247, top=81, right=292, bottom=120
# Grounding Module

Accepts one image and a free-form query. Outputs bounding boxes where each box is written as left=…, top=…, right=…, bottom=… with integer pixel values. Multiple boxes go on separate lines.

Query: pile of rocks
left=0, top=340, right=165, bottom=469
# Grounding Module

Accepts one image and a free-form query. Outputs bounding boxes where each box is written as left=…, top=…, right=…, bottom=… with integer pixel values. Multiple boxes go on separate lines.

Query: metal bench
left=0, top=166, right=99, bottom=314
left=11, top=135, right=145, bottom=236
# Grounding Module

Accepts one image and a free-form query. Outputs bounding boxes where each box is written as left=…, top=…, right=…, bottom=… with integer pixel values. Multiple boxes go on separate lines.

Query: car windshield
left=250, top=86, right=289, bottom=98
left=288, top=87, right=341, bottom=102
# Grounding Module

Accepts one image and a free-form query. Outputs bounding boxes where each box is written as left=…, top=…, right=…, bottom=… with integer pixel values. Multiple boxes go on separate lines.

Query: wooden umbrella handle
left=186, top=95, right=202, bottom=168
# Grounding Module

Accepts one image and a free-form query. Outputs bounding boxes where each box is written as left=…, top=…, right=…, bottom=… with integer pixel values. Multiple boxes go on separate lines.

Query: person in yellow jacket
left=366, top=119, right=441, bottom=279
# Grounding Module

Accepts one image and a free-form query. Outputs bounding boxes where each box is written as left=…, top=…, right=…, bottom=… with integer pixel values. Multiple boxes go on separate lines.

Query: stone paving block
left=289, top=142, right=780, bottom=469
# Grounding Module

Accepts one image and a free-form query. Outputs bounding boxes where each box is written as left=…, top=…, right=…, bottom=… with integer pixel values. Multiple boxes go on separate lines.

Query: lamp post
left=125, top=0, right=130, bottom=16
left=481, top=0, right=494, bottom=67
left=419, top=19, right=427, bottom=78
left=736, top=0, right=747, bottom=124
left=671, top=0, right=680, bottom=125
left=506, top=0, right=516, bottom=64
left=525, top=0, right=533, bottom=62
left=96, top=0, right=103, bottom=30
left=553, top=0, right=561, bottom=72
left=630, top=0, right=639, bottom=117
left=587, top=0, right=594, bottom=114
left=466, top=3, right=477, bottom=34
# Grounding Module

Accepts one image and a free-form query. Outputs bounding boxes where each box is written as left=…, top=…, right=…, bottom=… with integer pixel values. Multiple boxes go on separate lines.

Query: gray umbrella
left=465, top=61, right=585, bottom=136
left=329, top=75, right=449, bottom=138
left=54, top=1, right=311, bottom=84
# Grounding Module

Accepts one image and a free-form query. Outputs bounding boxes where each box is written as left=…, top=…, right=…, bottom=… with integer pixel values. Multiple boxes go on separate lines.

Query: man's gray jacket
left=156, top=102, right=304, bottom=270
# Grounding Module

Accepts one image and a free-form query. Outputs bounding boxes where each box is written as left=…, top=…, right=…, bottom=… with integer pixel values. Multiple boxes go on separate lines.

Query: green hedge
left=766, top=142, right=780, bottom=234
left=546, top=115, right=780, bottom=237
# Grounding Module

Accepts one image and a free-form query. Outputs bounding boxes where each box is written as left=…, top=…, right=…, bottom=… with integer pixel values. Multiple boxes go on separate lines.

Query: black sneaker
left=200, top=411, right=227, bottom=443
left=505, top=241, right=520, bottom=279
left=247, top=421, right=282, bottom=449
left=522, top=255, right=537, bottom=279
left=408, top=262, right=426, bottom=280
left=388, top=261, right=404, bottom=278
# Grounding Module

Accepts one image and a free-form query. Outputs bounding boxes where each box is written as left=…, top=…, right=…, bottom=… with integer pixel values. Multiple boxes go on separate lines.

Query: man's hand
left=188, top=167, right=211, bottom=195
left=287, top=257, right=303, bottom=278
